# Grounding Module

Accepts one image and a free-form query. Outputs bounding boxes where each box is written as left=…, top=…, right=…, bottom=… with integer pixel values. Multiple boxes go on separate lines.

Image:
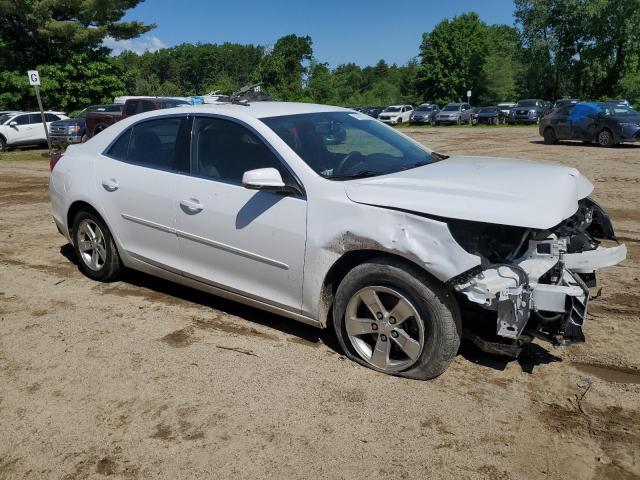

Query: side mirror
left=9, top=121, right=18, bottom=127
left=242, top=167, right=290, bottom=192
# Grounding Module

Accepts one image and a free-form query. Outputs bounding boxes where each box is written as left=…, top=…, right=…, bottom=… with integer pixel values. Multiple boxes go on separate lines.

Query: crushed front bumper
left=452, top=241, right=626, bottom=345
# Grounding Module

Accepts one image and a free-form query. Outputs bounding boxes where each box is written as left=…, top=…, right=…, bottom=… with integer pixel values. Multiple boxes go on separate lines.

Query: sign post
left=467, top=89, right=472, bottom=104
left=27, top=70, right=52, bottom=155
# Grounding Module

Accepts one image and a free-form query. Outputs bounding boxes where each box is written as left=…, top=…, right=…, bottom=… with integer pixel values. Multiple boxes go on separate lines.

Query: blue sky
left=110, top=0, right=516, bottom=66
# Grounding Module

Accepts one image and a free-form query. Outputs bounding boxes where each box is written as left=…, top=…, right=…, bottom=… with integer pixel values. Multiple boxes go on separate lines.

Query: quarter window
left=190, top=117, right=288, bottom=184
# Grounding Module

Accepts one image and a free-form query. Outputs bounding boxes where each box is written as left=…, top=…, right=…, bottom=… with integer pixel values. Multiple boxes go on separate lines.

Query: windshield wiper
left=328, top=170, right=384, bottom=180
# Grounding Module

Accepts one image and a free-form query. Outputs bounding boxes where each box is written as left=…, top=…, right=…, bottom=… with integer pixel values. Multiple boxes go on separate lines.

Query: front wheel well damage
left=318, top=250, right=444, bottom=327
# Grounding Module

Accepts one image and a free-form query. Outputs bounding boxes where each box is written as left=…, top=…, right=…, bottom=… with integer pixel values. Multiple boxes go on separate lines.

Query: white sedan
left=0, top=111, right=68, bottom=150
left=50, top=102, right=626, bottom=379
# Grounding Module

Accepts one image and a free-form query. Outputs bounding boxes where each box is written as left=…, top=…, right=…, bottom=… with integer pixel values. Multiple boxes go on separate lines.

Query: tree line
left=1, top=0, right=638, bottom=113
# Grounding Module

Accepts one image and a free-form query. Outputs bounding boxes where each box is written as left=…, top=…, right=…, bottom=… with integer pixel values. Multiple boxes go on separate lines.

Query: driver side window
left=190, top=117, right=289, bottom=184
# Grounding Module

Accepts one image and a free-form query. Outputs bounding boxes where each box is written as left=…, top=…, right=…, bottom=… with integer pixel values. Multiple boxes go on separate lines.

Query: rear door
left=174, top=115, right=307, bottom=311
left=94, top=115, right=189, bottom=270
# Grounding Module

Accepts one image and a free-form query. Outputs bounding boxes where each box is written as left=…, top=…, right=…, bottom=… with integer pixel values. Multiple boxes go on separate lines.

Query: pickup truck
left=50, top=104, right=123, bottom=145
left=85, top=97, right=190, bottom=139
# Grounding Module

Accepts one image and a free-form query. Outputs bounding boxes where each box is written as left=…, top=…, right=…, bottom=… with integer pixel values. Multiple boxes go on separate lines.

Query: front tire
left=333, top=258, right=461, bottom=380
left=597, top=128, right=615, bottom=147
left=0, top=137, right=6, bottom=152
left=72, top=210, right=122, bottom=282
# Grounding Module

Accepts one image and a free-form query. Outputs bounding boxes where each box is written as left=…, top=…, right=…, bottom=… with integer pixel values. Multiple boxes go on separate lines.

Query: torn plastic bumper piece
left=452, top=242, right=626, bottom=345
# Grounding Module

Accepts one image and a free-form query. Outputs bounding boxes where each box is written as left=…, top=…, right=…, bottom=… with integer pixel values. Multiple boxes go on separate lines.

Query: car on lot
left=553, top=99, right=579, bottom=111
left=540, top=101, right=640, bottom=147
left=497, top=102, right=516, bottom=123
left=85, top=97, right=190, bottom=139
left=363, top=106, right=385, bottom=118
left=467, top=107, right=482, bottom=125
left=434, top=103, right=472, bottom=125
left=378, top=105, right=413, bottom=125
left=409, top=104, right=440, bottom=125
left=0, top=111, right=68, bottom=151
left=50, top=102, right=626, bottom=379
left=473, top=106, right=501, bottom=125
left=508, top=99, right=546, bottom=124
left=50, top=104, right=123, bottom=145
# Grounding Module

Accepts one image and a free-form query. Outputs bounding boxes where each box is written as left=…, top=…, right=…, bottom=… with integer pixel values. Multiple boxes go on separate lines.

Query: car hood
left=379, top=112, right=400, bottom=117
left=343, top=156, right=594, bottom=229
left=438, top=111, right=459, bottom=115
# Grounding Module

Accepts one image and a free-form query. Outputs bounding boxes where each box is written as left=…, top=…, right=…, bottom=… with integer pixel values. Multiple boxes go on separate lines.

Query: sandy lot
left=1, top=126, right=639, bottom=480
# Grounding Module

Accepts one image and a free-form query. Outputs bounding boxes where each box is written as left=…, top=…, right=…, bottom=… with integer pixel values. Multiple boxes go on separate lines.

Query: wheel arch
left=317, top=249, right=442, bottom=327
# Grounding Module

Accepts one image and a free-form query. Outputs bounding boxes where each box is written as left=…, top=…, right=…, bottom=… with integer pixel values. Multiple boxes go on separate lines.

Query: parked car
left=540, top=101, right=640, bottom=147
left=467, top=107, right=482, bottom=125
left=50, top=104, right=123, bottom=145
left=0, top=111, right=68, bottom=151
left=474, top=106, right=501, bottom=125
left=497, top=102, right=516, bottom=124
left=364, top=107, right=384, bottom=118
left=508, top=99, right=546, bottom=124
left=377, top=105, right=413, bottom=125
left=553, top=99, right=579, bottom=111
left=50, top=102, right=626, bottom=379
left=434, top=103, right=472, bottom=125
left=85, top=97, right=190, bottom=139
left=409, top=104, right=440, bottom=125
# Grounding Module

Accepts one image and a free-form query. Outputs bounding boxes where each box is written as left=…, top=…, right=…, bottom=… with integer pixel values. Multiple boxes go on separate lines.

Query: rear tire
left=543, top=127, right=558, bottom=144
left=72, top=210, right=122, bottom=282
left=333, top=258, right=461, bottom=380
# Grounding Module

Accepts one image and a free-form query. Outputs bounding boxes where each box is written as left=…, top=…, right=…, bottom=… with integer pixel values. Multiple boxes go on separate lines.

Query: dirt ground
left=1, top=126, right=639, bottom=480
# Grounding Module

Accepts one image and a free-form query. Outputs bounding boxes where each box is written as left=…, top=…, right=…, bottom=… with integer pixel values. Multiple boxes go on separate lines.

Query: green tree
left=416, top=13, right=488, bottom=104
left=514, top=0, right=640, bottom=100
left=257, top=35, right=313, bottom=100
left=0, top=0, right=154, bottom=71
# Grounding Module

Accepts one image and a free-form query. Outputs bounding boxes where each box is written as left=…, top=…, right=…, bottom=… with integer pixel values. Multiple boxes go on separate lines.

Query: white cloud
left=103, top=35, right=166, bottom=55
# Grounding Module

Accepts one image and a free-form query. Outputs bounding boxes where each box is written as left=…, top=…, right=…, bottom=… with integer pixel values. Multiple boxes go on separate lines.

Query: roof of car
left=167, top=101, right=353, bottom=119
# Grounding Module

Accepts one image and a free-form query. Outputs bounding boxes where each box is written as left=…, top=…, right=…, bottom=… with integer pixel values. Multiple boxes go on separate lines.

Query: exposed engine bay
left=448, top=198, right=627, bottom=354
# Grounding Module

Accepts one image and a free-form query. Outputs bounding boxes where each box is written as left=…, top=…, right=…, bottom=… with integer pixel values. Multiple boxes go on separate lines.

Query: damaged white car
left=50, top=102, right=627, bottom=379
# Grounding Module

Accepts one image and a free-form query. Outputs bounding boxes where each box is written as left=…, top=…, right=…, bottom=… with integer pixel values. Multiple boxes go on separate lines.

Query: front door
left=175, top=116, right=307, bottom=312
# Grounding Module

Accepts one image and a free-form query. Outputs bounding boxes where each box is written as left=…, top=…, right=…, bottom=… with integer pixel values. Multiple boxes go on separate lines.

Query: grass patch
left=0, top=148, right=49, bottom=161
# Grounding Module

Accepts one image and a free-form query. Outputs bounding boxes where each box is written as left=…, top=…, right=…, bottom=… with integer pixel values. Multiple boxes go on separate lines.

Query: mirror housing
left=9, top=121, right=18, bottom=127
left=242, top=167, right=297, bottom=194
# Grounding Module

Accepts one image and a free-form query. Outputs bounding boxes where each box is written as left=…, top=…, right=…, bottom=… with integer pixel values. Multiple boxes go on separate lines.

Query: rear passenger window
left=141, top=101, right=155, bottom=113
left=106, top=117, right=188, bottom=173
left=191, top=117, right=287, bottom=184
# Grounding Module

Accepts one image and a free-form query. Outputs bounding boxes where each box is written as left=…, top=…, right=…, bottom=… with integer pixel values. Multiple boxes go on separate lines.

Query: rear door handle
left=180, top=198, right=203, bottom=214
left=101, top=178, right=119, bottom=192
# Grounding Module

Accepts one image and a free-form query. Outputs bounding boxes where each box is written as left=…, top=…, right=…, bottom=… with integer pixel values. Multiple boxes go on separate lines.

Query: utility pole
left=27, top=70, right=52, bottom=156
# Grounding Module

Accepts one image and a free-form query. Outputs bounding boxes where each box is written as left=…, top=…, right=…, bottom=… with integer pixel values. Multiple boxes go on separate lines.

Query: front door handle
left=101, top=178, right=119, bottom=192
left=180, top=198, right=203, bottom=214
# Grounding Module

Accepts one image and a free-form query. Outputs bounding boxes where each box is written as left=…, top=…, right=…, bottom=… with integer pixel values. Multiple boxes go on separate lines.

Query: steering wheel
left=334, top=151, right=364, bottom=176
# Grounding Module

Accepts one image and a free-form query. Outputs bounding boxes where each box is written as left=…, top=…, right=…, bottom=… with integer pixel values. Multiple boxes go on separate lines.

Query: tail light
left=50, top=153, right=62, bottom=171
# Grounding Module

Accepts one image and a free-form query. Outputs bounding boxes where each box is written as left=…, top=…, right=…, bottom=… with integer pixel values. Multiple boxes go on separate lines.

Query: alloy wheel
left=345, top=286, right=425, bottom=372
left=77, top=219, right=107, bottom=271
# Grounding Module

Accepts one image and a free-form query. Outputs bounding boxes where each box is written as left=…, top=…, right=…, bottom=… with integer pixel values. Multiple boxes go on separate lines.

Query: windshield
left=416, top=105, right=432, bottom=112
left=383, top=107, right=401, bottom=113
left=597, top=104, right=638, bottom=117
left=443, top=105, right=460, bottom=111
left=0, top=114, right=14, bottom=124
left=480, top=107, right=497, bottom=114
left=516, top=100, right=537, bottom=107
left=262, top=112, right=437, bottom=180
